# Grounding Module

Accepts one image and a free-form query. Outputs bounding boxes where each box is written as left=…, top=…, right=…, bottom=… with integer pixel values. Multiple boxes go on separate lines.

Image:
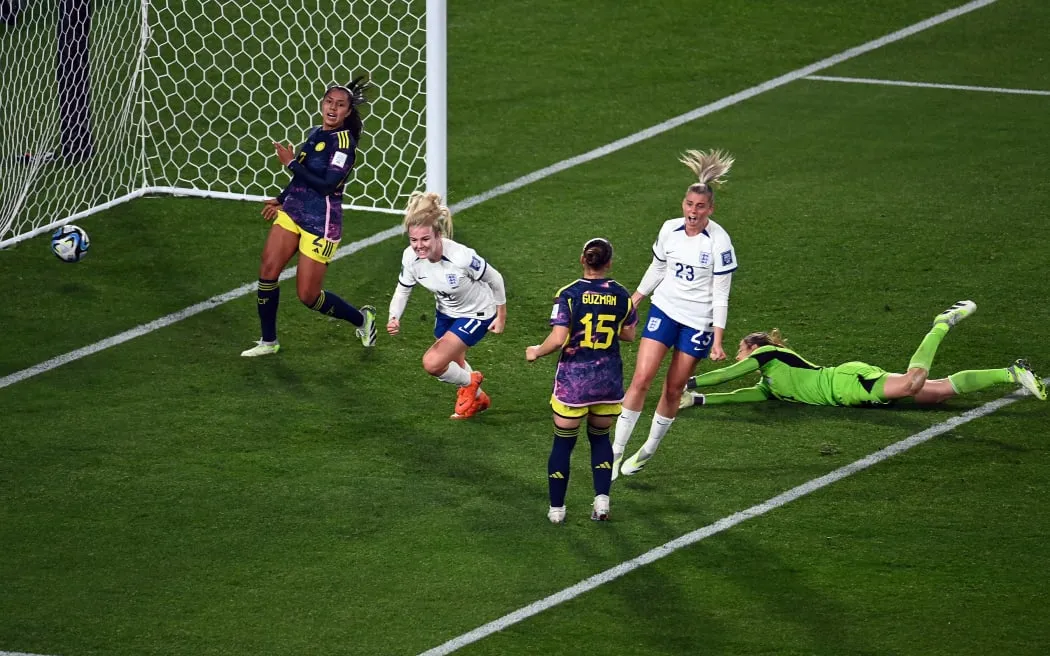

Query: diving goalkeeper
left=680, top=301, right=1046, bottom=409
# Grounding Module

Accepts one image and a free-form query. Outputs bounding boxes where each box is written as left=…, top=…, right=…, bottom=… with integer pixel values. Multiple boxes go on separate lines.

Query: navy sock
left=307, top=289, right=364, bottom=326
left=588, top=425, right=613, bottom=496
left=257, top=278, right=279, bottom=343
left=547, top=426, right=578, bottom=507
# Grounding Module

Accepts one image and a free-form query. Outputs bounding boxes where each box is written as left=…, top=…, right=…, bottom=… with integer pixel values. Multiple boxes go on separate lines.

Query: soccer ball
left=51, top=224, right=90, bottom=263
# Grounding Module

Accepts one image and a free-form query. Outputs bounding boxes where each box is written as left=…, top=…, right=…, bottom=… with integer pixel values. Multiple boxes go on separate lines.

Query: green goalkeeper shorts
left=831, top=361, right=892, bottom=407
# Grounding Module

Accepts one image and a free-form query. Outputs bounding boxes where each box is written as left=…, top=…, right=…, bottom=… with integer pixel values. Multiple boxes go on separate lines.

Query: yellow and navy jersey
left=277, top=126, right=357, bottom=241
left=550, top=278, right=637, bottom=406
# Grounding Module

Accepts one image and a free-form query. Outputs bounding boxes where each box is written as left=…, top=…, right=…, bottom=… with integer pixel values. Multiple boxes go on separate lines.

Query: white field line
left=806, top=74, right=1050, bottom=96
left=3, top=383, right=1044, bottom=656
left=418, top=384, right=1047, bottom=656
left=0, top=0, right=997, bottom=392
left=0, top=227, right=402, bottom=391
left=452, top=0, right=997, bottom=211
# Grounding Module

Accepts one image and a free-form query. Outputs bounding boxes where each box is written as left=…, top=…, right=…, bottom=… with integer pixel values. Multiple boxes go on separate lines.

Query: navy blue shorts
left=434, top=311, right=494, bottom=347
left=641, top=303, right=713, bottom=359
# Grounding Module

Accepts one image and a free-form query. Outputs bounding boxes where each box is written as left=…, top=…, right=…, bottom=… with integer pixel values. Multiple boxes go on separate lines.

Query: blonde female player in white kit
left=613, top=149, right=738, bottom=478
left=386, top=192, right=508, bottom=419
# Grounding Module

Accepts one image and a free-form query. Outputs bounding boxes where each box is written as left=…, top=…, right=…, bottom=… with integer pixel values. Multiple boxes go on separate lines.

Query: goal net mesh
left=0, top=0, right=427, bottom=247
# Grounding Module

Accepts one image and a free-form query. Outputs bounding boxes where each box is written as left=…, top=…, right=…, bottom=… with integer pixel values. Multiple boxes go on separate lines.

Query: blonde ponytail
left=680, top=149, right=734, bottom=197
left=403, top=191, right=454, bottom=238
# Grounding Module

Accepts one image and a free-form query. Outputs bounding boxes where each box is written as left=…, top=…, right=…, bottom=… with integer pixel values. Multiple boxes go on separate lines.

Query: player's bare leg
left=423, top=333, right=485, bottom=419
left=612, top=337, right=670, bottom=479
left=621, top=350, right=698, bottom=477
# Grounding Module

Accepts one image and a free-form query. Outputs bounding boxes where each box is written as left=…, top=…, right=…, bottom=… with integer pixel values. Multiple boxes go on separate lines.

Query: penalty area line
left=806, top=75, right=1050, bottom=96
left=417, top=385, right=1041, bottom=656
left=0, top=0, right=998, bottom=391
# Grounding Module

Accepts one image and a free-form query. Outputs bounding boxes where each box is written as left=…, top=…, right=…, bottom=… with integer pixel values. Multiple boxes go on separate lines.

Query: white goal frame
left=0, top=0, right=446, bottom=250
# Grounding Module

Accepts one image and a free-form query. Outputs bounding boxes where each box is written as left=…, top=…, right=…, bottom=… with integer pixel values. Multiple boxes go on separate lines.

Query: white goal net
left=0, top=0, right=432, bottom=249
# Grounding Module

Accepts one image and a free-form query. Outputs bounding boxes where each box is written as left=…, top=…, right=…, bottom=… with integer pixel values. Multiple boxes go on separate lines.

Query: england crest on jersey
left=446, top=273, right=459, bottom=288
left=699, top=252, right=711, bottom=266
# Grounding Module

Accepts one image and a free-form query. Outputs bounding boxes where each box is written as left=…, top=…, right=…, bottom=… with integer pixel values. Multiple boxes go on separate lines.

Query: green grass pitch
left=2, top=1, right=1049, bottom=655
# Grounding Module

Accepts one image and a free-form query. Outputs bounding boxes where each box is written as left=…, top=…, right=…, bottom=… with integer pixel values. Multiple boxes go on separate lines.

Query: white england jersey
left=650, top=217, right=737, bottom=329
left=398, top=238, right=497, bottom=319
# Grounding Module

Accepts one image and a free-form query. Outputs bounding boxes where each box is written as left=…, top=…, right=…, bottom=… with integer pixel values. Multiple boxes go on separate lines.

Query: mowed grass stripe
left=0, top=0, right=999, bottom=392
left=418, top=384, right=1045, bottom=656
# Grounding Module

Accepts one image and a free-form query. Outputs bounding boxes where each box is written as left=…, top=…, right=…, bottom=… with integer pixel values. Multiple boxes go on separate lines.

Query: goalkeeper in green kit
left=680, top=301, right=1046, bottom=410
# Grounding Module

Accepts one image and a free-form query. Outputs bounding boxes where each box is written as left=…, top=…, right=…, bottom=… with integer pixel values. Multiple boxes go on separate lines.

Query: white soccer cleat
left=933, top=300, right=976, bottom=328
left=356, top=305, right=378, bottom=347
left=611, top=451, right=623, bottom=482
left=591, top=494, right=610, bottom=521
left=240, top=340, right=280, bottom=357
left=1009, top=359, right=1047, bottom=401
left=619, top=449, right=652, bottom=477
left=548, top=506, right=566, bottom=524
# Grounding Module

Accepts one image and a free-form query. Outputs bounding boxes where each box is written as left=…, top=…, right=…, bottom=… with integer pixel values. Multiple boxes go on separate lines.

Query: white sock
left=640, top=412, right=675, bottom=457
left=437, top=361, right=471, bottom=386
left=612, top=408, right=641, bottom=455
left=461, top=361, right=481, bottom=397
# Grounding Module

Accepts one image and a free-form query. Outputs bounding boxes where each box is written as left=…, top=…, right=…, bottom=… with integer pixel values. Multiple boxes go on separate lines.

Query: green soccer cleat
left=611, top=451, right=624, bottom=482
left=240, top=340, right=280, bottom=357
left=619, top=448, right=652, bottom=477
left=933, top=300, right=976, bottom=328
left=1009, top=359, right=1047, bottom=401
left=356, top=305, right=378, bottom=347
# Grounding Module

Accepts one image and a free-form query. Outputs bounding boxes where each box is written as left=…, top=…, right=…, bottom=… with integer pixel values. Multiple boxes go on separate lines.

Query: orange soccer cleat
left=453, top=371, right=484, bottom=416
left=450, top=388, right=491, bottom=420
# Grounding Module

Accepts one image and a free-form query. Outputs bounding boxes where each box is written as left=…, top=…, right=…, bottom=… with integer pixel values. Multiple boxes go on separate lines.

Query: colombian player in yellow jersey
left=526, top=238, right=637, bottom=523
left=242, top=77, right=377, bottom=357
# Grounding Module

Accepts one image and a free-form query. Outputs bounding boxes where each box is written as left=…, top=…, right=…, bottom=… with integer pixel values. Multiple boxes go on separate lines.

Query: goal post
left=425, top=0, right=446, bottom=204
left=0, top=0, right=446, bottom=250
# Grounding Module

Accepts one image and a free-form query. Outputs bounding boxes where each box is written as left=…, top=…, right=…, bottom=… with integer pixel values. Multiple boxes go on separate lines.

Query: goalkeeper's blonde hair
left=743, top=329, right=787, bottom=349
left=403, top=191, right=454, bottom=238
left=680, top=149, right=735, bottom=198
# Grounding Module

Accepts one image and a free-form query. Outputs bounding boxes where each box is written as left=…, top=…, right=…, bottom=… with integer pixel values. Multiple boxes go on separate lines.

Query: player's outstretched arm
left=689, top=357, right=761, bottom=388
left=632, top=256, right=666, bottom=308
left=526, top=326, right=570, bottom=362
left=693, top=386, right=772, bottom=406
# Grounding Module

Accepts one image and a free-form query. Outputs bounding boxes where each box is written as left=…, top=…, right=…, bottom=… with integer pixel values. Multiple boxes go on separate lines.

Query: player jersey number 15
left=580, top=313, right=616, bottom=349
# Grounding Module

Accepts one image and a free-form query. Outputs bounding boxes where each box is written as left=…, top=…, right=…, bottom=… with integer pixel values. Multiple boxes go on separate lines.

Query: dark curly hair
left=325, top=73, right=372, bottom=142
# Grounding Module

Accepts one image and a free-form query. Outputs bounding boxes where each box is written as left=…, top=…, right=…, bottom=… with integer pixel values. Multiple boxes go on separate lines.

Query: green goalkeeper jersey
left=693, top=345, right=839, bottom=405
